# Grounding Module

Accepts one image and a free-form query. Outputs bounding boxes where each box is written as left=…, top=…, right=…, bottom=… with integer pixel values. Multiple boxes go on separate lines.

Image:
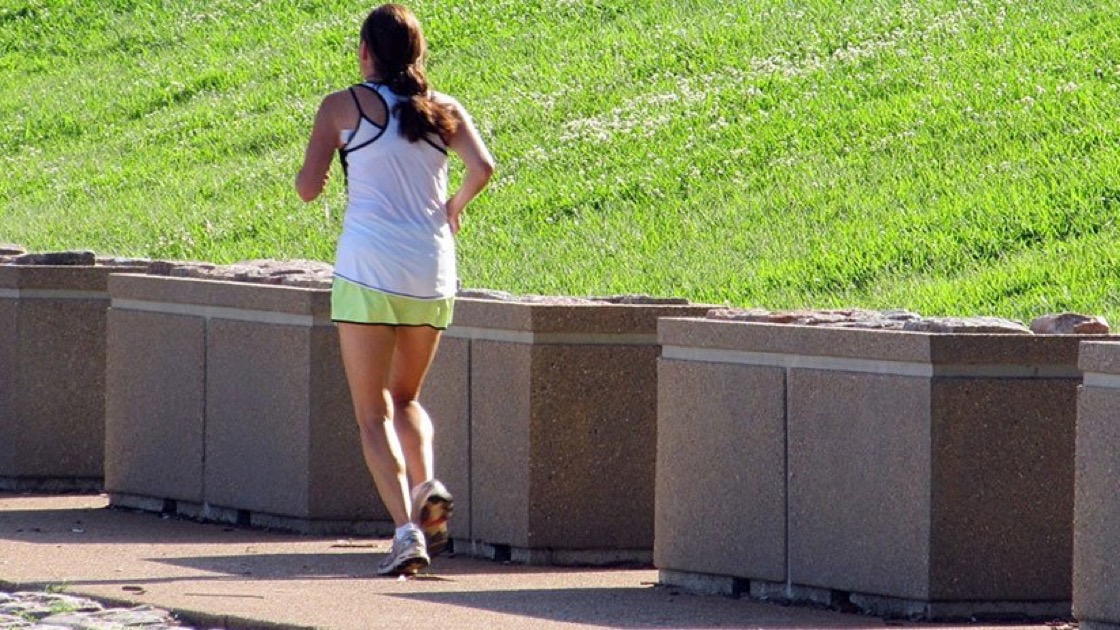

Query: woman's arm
left=443, top=99, right=495, bottom=234
left=295, top=93, right=346, bottom=202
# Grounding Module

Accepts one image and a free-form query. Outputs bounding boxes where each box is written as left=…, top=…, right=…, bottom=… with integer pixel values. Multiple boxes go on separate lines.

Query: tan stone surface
left=1079, top=340, right=1120, bottom=374
left=308, top=326, right=380, bottom=522
left=0, top=299, right=18, bottom=476
left=469, top=341, right=532, bottom=548
left=0, top=265, right=128, bottom=483
left=106, top=275, right=383, bottom=528
left=658, top=317, right=1081, bottom=615
left=205, top=320, right=315, bottom=517
left=660, top=317, right=934, bottom=362
left=0, top=494, right=1059, bottom=630
left=527, top=344, right=659, bottom=550
left=455, top=298, right=708, bottom=334
left=787, top=369, right=934, bottom=600
left=1074, top=386, right=1120, bottom=625
left=107, top=273, right=331, bottom=318
left=105, top=309, right=206, bottom=502
left=423, top=336, right=472, bottom=539
left=930, top=379, right=1075, bottom=601
left=655, top=360, right=787, bottom=582
left=659, top=317, right=1092, bottom=366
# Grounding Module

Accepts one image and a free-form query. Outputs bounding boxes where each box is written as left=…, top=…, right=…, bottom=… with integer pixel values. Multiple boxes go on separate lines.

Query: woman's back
left=334, top=82, right=455, bottom=300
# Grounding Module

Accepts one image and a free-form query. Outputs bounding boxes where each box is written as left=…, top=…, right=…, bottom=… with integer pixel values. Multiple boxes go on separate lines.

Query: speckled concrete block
left=656, top=317, right=1086, bottom=619
left=424, top=335, right=472, bottom=541
left=0, top=263, right=136, bottom=490
left=436, top=297, right=709, bottom=563
left=1073, top=341, right=1120, bottom=629
left=105, top=274, right=389, bottom=534
left=105, top=308, right=205, bottom=502
left=655, top=359, right=787, bottom=582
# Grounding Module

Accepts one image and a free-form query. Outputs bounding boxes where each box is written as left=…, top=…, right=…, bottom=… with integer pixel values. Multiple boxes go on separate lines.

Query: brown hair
left=361, top=4, right=458, bottom=143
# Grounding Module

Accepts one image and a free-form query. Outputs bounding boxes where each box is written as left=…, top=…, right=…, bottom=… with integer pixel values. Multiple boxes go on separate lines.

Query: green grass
left=2, top=0, right=1119, bottom=323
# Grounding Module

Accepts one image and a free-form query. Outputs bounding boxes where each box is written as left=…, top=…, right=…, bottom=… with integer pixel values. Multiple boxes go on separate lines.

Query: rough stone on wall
left=702, top=308, right=1056, bottom=334
left=594, top=295, right=691, bottom=305
left=1030, top=312, right=1111, bottom=335
left=148, top=260, right=216, bottom=276
left=9, top=250, right=97, bottom=266
left=158, top=259, right=334, bottom=289
left=457, top=288, right=692, bottom=305
left=901, top=316, right=1032, bottom=334
left=706, top=307, right=922, bottom=329
left=95, top=256, right=152, bottom=268
left=458, top=288, right=517, bottom=301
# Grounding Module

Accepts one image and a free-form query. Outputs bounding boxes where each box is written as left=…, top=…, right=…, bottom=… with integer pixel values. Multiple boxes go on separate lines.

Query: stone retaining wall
left=656, top=309, right=1103, bottom=620
left=102, top=267, right=710, bottom=549
left=5, top=244, right=1112, bottom=604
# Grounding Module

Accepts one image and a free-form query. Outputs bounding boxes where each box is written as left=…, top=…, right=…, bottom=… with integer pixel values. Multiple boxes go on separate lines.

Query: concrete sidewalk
left=0, top=494, right=1068, bottom=630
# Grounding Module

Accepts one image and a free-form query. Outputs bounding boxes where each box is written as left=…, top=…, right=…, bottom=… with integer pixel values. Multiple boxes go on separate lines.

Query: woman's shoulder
left=316, top=88, right=356, bottom=113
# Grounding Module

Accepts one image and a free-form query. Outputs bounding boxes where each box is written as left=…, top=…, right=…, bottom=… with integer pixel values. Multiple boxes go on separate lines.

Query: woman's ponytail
left=362, top=5, right=459, bottom=143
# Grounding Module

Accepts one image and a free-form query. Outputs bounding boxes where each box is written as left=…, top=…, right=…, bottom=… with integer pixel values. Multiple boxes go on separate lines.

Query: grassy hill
left=2, top=0, right=1119, bottom=322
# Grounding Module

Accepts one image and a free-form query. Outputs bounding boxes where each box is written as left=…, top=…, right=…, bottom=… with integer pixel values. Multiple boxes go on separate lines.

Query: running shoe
left=411, top=479, right=454, bottom=556
left=377, top=526, right=429, bottom=576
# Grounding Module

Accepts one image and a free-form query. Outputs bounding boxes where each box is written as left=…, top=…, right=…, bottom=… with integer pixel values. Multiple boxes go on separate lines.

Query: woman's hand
left=446, top=193, right=466, bottom=235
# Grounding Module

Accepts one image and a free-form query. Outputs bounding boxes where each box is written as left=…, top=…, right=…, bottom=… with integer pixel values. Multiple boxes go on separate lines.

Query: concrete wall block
left=527, top=343, right=660, bottom=549
left=930, top=378, right=1076, bottom=601
left=424, top=335, right=472, bottom=539
left=787, top=368, right=934, bottom=600
left=658, top=317, right=1084, bottom=615
left=469, top=339, right=532, bottom=547
left=12, top=299, right=108, bottom=478
left=204, top=319, right=313, bottom=517
left=1074, top=366, right=1120, bottom=626
left=104, top=309, right=206, bottom=502
left=655, top=359, right=786, bottom=582
left=0, top=265, right=132, bottom=483
left=107, top=274, right=396, bottom=531
left=456, top=300, right=709, bottom=558
left=0, top=298, right=15, bottom=443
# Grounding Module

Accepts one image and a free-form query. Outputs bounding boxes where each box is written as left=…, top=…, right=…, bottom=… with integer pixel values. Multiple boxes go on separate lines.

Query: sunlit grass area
left=2, top=0, right=1119, bottom=322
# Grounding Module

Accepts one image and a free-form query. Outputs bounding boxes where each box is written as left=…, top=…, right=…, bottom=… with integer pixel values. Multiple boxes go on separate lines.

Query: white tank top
left=333, top=82, right=455, bottom=299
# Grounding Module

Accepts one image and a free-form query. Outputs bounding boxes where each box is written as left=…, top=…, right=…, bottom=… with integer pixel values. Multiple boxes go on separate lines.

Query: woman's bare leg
left=388, top=326, right=443, bottom=491
left=337, top=323, right=411, bottom=527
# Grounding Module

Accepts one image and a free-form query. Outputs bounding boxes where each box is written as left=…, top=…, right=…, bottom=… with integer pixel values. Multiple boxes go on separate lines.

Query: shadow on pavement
left=0, top=503, right=323, bottom=545
left=387, top=587, right=903, bottom=630
left=151, top=552, right=390, bottom=580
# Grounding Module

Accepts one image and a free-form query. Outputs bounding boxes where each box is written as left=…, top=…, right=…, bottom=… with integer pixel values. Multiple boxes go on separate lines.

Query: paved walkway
left=0, top=493, right=1068, bottom=630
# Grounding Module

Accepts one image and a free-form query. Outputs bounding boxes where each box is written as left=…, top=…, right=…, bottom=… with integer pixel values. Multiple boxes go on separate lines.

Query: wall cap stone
left=108, top=273, right=331, bottom=322
left=659, top=317, right=1097, bottom=366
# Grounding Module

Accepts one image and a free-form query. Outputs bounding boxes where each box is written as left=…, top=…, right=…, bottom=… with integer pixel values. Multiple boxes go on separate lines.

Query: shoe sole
left=378, top=553, right=430, bottom=577
left=420, top=493, right=453, bottom=557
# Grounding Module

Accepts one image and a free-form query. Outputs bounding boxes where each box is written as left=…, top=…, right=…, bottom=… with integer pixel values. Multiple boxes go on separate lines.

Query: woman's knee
left=354, top=396, right=393, bottom=433
left=391, top=390, right=420, bottom=409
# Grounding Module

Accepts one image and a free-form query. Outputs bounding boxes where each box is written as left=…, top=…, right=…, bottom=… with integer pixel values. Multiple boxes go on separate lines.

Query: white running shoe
left=411, top=479, right=454, bottom=556
left=377, top=526, right=429, bottom=576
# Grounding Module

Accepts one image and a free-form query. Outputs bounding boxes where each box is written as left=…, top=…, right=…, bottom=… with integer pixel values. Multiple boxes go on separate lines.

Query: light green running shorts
left=331, top=276, right=454, bottom=330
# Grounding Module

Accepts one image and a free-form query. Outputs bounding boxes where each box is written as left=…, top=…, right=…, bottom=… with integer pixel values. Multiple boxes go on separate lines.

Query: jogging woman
left=295, top=3, right=494, bottom=576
